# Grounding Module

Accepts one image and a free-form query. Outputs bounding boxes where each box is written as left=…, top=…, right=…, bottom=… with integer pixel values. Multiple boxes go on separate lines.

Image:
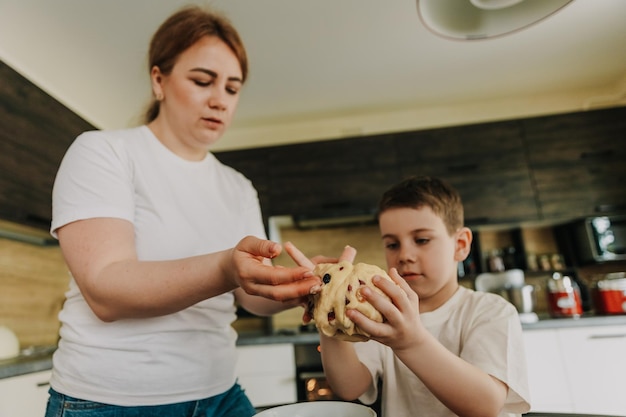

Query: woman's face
left=151, top=36, right=243, bottom=158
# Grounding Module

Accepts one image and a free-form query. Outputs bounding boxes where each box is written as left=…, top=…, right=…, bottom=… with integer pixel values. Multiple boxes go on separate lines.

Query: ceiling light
left=416, top=0, right=574, bottom=40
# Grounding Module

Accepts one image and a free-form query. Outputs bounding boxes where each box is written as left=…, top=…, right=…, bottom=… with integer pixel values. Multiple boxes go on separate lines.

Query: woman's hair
left=378, top=176, right=464, bottom=235
left=144, top=5, right=248, bottom=123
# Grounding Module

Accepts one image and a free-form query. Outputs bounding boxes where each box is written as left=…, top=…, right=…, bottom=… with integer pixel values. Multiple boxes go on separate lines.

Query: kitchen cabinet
left=0, top=59, right=95, bottom=230
left=216, top=133, right=401, bottom=225
left=396, top=120, right=539, bottom=225
left=235, top=343, right=297, bottom=408
left=523, top=323, right=626, bottom=415
left=556, top=325, right=626, bottom=415
left=524, top=107, right=626, bottom=220
left=522, top=329, right=574, bottom=413
left=0, top=370, right=51, bottom=417
left=213, top=106, right=626, bottom=230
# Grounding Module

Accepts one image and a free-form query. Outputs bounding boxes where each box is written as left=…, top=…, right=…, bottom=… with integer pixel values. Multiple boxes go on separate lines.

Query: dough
left=308, top=261, right=393, bottom=342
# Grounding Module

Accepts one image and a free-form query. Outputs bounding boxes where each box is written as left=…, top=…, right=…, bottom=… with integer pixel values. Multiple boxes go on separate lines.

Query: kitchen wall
left=0, top=221, right=67, bottom=348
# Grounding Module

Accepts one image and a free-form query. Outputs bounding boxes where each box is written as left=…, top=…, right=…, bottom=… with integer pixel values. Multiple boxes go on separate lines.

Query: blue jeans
left=44, top=382, right=257, bottom=417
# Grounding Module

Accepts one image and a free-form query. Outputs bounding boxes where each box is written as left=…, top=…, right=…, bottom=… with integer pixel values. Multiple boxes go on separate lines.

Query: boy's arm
left=351, top=272, right=508, bottom=417
left=394, top=331, right=508, bottom=417
left=319, top=333, right=373, bottom=401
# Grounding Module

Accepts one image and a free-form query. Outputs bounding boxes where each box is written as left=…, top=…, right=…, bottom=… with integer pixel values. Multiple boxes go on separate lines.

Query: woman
left=45, top=6, right=319, bottom=417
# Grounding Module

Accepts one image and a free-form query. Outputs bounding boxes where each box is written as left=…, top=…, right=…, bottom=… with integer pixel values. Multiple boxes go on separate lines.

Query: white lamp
left=416, top=0, right=574, bottom=40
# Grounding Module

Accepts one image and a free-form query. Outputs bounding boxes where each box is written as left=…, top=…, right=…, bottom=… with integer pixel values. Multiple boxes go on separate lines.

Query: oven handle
left=299, top=371, right=326, bottom=379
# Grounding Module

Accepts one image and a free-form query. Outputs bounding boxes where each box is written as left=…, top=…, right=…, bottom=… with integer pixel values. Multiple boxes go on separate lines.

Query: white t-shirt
left=355, top=286, right=531, bottom=417
left=49, top=126, right=267, bottom=406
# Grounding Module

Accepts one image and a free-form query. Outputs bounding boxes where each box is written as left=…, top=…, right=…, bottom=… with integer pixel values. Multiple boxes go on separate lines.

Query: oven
left=293, top=342, right=382, bottom=414
left=294, top=343, right=342, bottom=402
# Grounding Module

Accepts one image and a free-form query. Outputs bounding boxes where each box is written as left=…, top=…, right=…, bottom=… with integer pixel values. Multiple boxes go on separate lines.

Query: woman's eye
left=193, top=79, right=211, bottom=87
left=226, top=86, right=240, bottom=95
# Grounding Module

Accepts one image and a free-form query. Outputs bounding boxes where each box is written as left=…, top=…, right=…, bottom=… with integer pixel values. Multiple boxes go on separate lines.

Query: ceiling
left=1, top=0, right=625, bottom=151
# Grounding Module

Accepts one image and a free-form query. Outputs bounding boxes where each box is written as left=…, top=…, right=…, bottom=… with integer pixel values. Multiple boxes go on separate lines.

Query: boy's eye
left=384, top=242, right=399, bottom=250
left=415, top=238, right=430, bottom=245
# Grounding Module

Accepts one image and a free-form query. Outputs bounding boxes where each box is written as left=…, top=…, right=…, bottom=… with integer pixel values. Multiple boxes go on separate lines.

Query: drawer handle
left=37, top=381, right=51, bottom=387
left=588, top=334, right=626, bottom=340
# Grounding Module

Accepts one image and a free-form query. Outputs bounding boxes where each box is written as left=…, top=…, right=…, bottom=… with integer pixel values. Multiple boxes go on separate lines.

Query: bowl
left=256, top=401, right=376, bottom=417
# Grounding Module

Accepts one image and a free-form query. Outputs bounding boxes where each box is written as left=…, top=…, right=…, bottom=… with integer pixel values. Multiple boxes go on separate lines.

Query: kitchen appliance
left=475, top=269, right=539, bottom=322
left=294, top=343, right=381, bottom=415
left=255, top=401, right=376, bottom=417
left=0, top=326, right=20, bottom=360
left=546, top=272, right=583, bottom=318
left=592, top=272, right=626, bottom=315
left=559, top=215, right=626, bottom=264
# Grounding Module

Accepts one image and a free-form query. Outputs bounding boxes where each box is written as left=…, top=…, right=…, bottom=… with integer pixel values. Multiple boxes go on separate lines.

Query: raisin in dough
left=310, top=260, right=393, bottom=342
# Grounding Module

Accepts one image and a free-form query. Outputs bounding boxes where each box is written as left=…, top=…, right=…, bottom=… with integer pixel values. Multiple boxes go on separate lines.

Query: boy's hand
left=345, top=268, right=425, bottom=351
left=283, top=241, right=357, bottom=323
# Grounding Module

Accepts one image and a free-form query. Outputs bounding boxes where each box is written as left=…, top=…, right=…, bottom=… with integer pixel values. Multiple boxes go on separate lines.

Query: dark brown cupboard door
left=524, top=107, right=626, bottom=219
left=215, top=133, right=402, bottom=224
left=396, top=120, right=539, bottom=225
left=265, top=134, right=401, bottom=219
left=0, top=60, right=95, bottom=229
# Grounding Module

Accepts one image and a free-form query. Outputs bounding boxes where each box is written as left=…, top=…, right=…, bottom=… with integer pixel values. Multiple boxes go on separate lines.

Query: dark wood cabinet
left=0, top=60, right=96, bottom=229
left=3, top=54, right=625, bottom=233
left=523, top=107, right=626, bottom=219
left=216, top=133, right=401, bottom=223
left=396, top=120, right=539, bottom=225
left=215, top=106, right=626, bottom=229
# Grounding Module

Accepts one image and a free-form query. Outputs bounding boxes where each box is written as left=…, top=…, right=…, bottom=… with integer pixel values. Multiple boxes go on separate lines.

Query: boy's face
left=378, top=206, right=471, bottom=313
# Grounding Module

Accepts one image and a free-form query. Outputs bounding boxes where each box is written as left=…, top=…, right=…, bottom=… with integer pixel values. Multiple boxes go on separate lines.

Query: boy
left=291, top=176, right=531, bottom=417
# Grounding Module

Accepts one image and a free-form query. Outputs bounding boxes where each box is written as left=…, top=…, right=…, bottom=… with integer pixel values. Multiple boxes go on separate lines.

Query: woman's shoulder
left=74, top=125, right=147, bottom=144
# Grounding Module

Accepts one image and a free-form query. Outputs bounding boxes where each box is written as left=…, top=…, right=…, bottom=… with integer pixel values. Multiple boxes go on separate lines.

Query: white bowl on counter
left=256, top=401, right=376, bottom=417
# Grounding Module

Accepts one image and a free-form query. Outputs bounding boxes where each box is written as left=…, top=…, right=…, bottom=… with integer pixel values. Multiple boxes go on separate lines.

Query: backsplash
left=0, top=230, right=67, bottom=348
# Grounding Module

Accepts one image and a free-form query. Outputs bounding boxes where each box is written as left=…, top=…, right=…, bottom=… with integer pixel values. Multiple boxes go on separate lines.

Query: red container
left=593, top=272, right=626, bottom=315
left=546, top=273, right=583, bottom=318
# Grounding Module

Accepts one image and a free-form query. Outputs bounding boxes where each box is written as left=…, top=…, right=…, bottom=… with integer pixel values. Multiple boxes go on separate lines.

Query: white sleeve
left=461, top=299, right=531, bottom=413
left=51, top=131, right=134, bottom=237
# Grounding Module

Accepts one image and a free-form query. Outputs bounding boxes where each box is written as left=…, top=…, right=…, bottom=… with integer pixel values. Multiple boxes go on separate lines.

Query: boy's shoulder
left=453, top=286, right=518, bottom=317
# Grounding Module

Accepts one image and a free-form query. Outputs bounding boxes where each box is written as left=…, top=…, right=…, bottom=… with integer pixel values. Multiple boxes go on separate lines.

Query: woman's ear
left=150, top=65, right=164, bottom=100
left=454, top=227, right=473, bottom=262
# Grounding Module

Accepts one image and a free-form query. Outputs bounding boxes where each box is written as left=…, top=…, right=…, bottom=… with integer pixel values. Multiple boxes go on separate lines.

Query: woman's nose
left=208, top=89, right=227, bottom=111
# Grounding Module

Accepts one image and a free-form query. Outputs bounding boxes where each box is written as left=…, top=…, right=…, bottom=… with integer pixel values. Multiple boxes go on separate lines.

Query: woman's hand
left=282, top=241, right=357, bottom=322
left=229, top=236, right=321, bottom=301
left=346, top=268, right=426, bottom=352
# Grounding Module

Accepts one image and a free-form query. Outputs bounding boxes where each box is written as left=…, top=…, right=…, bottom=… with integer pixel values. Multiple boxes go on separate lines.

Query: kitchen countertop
left=3, top=314, right=626, bottom=380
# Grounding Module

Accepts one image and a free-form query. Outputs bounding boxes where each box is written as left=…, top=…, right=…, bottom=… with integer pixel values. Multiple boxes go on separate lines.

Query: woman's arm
left=57, top=217, right=317, bottom=322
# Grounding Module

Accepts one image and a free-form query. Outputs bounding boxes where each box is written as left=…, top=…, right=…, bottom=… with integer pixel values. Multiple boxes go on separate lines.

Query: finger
left=310, top=255, right=339, bottom=264
left=387, top=268, right=419, bottom=303
left=338, top=245, right=357, bottom=263
left=283, top=241, right=316, bottom=269
left=346, top=308, right=388, bottom=337
left=239, top=235, right=282, bottom=259
left=246, top=276, right=321, bottom=301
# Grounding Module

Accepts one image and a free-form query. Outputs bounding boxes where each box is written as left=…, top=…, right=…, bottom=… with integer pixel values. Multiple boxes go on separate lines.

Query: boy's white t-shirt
left=49, top=126, right=267, bottom=406
left=355, top=286, right=531, bottom=417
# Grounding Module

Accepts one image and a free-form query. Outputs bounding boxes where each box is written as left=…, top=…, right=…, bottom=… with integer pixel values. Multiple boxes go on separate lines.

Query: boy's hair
left=377, top=176, right=464, bottom=235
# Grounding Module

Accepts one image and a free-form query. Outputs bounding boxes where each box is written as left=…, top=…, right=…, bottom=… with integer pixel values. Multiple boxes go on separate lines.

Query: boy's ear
left=454, top=227, right=473, bottom=261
